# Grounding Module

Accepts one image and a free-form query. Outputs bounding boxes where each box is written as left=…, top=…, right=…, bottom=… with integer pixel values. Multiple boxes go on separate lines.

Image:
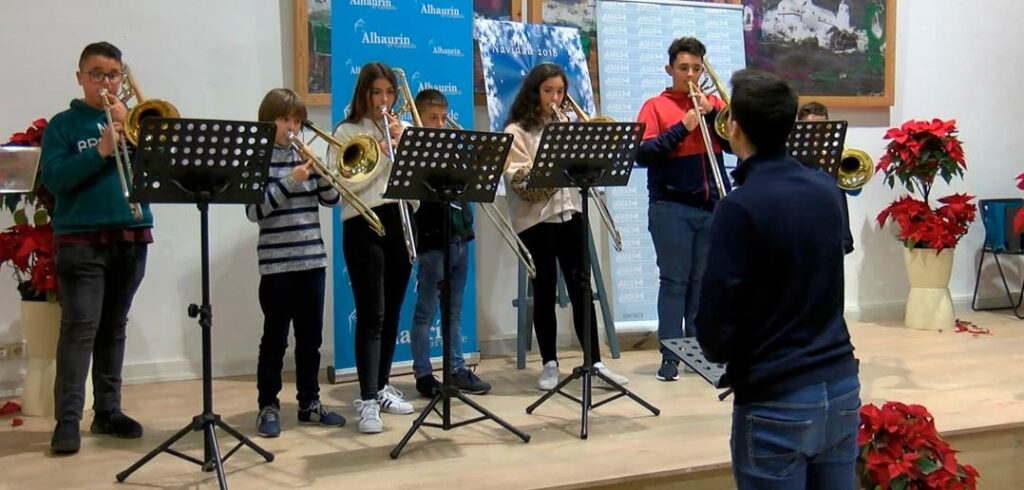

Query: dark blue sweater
left=695, top=148, right=857, bottom=404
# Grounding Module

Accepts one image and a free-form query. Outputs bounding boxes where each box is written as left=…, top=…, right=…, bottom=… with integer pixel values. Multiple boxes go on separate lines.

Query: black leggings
left=518, top=213, right=601, bottom=365
left=343, top=203, right=414, bottom=400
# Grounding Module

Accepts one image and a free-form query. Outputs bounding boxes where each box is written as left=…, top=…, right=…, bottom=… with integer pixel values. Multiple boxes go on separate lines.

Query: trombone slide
left=688, top=82, right=728, bottom=199
left=480, top=202, right=537, bottom=279
left=98, top=89, right=142, bottom=221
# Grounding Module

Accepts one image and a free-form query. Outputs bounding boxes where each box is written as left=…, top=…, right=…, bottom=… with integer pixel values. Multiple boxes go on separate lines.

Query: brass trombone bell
left=837, top=147, right=873, bottom=191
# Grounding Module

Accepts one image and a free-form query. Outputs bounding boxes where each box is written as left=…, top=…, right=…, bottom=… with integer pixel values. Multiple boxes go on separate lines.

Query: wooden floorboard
left=2, top=311, right=1022, bottom=489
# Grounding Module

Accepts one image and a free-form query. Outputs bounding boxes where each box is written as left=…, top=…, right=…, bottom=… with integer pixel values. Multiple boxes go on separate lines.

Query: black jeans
left=344, top=203, right=413, bottom=400
left=518, top=213, right=602, bottom=365
left=54, top=242, right=147, bottom=423
left=256, top=267, right=326, bottom=409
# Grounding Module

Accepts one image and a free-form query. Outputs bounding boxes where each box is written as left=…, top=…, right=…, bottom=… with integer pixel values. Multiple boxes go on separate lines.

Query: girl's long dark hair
left=504, top=63, right=567, bottom=132
left=343, top=62, right=397, bottom=124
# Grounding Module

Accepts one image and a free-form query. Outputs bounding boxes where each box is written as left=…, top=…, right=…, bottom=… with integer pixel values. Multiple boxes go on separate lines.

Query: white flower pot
left=21, top=301, right=92, bottom=416
left=902, top=248, right=955, bottom=331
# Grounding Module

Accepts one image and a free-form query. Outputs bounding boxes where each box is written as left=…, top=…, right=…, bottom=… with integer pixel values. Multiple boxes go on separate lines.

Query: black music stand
left=523, top=122, right=659, bottom=439
left=660, top=338, right=732, bottom=401
left=115, top=118, right=276, bottom=489
left=384, top=127, right=531, bottom=459
left=788, top=120, right=848, bottom=177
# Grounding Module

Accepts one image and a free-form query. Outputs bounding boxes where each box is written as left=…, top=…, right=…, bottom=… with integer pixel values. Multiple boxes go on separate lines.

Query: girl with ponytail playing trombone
left=330, top=62, right=417, bottom=434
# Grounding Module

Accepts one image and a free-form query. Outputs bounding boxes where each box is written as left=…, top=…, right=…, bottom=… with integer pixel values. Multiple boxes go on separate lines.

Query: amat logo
left=637, top=38, right=662, bottom=50
left=419, top=2, right=464, bottom=18
left=604, top=63, right=630, bottom=74
left=636, top=15, right=662, bottom=24
left=350, top=0, right=394, bottom=9
left=602, top=24, right=627, bottom=35
left=705, top=30, right=730, bottom=40
left=603, top=50, right=629, bottom=60
left=705, top=19, right=729, bottom=28
left=672, top=17, right=696, bottom=27
left=429, top=39, right=465, bottom=57
left=603, top=75, right=631, bottom=86
left=604, top=89, right=632, bottom=100
left=636, top=26, right=662, bottom=36
left=601, top=13, right=627, bottom=22
left=602, top=37, right=629, bottom=48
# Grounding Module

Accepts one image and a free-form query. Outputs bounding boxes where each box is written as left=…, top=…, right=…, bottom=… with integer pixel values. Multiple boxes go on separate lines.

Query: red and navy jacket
left=635, top=89, right=732, bottom=210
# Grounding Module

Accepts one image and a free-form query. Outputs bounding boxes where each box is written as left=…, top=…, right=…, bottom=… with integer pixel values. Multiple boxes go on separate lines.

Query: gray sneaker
left=538, top=360, right=560, bottom=390
left=593, top=362, right=630, bottom=389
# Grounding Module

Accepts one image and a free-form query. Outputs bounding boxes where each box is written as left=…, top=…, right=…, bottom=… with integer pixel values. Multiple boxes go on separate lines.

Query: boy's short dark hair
left=79, top=42, right=122, bottom=69
left=797, top=101, right=829, bottom=120
left=667, top=37, right=706, bottom=64
left=729, top=69, right=798, bottom=152
left=258, top=88, right=308, bottom=123
left=414, top=89, right=448, bottom=113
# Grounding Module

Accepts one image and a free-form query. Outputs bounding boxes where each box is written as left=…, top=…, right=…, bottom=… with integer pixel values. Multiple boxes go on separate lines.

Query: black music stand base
left=116, top=199, right=273, bottom=488
left=525, top=184, right=660, bottom=440
left=387, top=129, right=529, bottom=458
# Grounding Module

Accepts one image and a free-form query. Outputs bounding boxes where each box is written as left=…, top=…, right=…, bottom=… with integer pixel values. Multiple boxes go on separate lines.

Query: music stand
left=115, top=118, right=275, bottom=489
left=787, top=120, right=848, bottom=177
left=660, top=338, right=732, bottom=401
left=523, top=122, right=660, bottom=439
left=384, top=127, right=531, bottom=459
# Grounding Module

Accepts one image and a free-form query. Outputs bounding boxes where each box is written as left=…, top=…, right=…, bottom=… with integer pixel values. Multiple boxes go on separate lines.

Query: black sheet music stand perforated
left=522, top=122, right=660, bottom=439
left=116, top=118, right=275, bottom=489
left=660, top=338, right=732, bottom=400
left=787, top=120, right=848, bottom=178
left=384, top=127, right=531, bottom=459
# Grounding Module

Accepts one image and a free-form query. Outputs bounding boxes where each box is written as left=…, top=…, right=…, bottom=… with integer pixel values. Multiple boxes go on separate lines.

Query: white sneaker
left=593, top=362, right=630, bottom=389
left=354, top=399, right=383, bottom=434
left=377, top=385, right=414, bottom=415
left=538, top=360, right=560, bottom=391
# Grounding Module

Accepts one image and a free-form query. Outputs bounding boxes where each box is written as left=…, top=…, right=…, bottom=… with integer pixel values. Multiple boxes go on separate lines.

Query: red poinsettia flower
left=5, top=118, right=47, bottom=147
left=877, top=194, right=976, bottom=252
left=858, top=402, right=980, bottom=489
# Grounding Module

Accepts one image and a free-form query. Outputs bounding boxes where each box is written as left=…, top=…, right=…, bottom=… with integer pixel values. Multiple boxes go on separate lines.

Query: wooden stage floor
left=2, top=311, right=1022, bottom=489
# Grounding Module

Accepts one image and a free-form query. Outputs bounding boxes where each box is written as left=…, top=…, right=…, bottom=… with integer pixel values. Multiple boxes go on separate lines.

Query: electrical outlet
left=9, top=342, right=25, bottom=359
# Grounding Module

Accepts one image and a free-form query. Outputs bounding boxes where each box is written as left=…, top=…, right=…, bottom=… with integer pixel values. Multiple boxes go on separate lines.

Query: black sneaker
left=453, top=369, right=491, bottom=395
left=298, top=400, right=346, bottom=427
left=416, top=375, right=441, bottom=398
left=90, top=410, right=143, bottom=438
left=256, top=405, right=281, bottom=438
left=50, top=420, right=81, bottom=454
left=656, top=360, right=679, bottom=381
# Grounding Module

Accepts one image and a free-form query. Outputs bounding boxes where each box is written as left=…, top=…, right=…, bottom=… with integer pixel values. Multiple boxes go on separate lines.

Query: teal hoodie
left=40, top=99, right=153, bottom=235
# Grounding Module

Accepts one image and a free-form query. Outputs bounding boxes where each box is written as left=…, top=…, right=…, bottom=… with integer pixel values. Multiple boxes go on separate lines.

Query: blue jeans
left=731, top=375, right=861, bottom=490
left=410, top=242, right=468, bottom=379
left=648, top=200, right=712, bottom=358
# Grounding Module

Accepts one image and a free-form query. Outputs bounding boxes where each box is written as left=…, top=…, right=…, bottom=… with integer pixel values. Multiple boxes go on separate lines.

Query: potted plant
left=1, top=118, right=70, bottom=416
left=875, top=118, right=976, bottom=331
left=858, top=401, right=979, bottom=489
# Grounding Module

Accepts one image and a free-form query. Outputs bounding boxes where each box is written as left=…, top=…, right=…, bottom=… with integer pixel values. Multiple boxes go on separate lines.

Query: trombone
left=445, top=117, right=537, bottom=278
left=290, top=124, right=386, bottom=236
left=98, top=88, right=141, bottom=221
left=688, top=80, right=729, bottom=199
left=386, top=67, right=419, bottom=263
left=550, top=96, right=624, bottom=252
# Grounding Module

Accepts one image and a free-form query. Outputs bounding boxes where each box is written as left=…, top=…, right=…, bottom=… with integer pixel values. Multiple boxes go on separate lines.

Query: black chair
left=971, top=198, right=1024, bottom=318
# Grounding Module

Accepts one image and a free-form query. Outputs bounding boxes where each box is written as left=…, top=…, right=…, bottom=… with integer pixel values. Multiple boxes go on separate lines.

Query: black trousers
left=54, top=243, right=147, bottom=423
left=344, top=203, right=413, bottom=400
left=256, top=267, right=326, bottom=409
left=518, top=213, right=602, bottom=365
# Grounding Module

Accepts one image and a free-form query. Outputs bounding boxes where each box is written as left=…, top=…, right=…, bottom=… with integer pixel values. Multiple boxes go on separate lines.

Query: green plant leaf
left=890, top=475, right=908, bottom=490
left=916, top=456, right=940, bottom=475
left=32, top=209, right=48, bottom=226
left=13, top=208, right=28, bottom=225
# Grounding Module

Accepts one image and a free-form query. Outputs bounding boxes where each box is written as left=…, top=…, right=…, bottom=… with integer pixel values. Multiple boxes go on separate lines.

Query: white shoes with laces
left=538, top=360, right=560, bottom=391
left=376, top=385, right=414, bottom=414
left=353, top=399, right=383, bottom=434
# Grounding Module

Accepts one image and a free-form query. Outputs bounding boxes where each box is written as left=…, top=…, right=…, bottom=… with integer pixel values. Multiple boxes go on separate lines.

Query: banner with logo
left=330, top=0, right=475, bottom=380
left=596, top=0, right=746, bottom=333
left=475, top=19, right=596, bottom=132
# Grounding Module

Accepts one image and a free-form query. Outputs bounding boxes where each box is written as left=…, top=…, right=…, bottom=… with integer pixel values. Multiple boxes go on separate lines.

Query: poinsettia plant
left=1, top=118, right=57, bottom=302
left=859, top=401, right=979, bottom=490
left=875, top=119, right=976, bottom=251
left=1014, top=173, right=1024, bottom=233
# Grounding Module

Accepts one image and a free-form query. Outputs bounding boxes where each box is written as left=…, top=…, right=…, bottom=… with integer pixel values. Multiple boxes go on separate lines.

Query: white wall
left=1, top=0, right=1022, bottom=391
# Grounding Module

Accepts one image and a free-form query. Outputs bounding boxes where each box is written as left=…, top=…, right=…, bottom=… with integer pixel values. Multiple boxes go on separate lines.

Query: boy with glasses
left=40, top=42, right=152, bottom=454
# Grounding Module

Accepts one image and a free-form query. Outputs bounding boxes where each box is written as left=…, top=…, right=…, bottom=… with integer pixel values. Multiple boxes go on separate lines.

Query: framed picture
left=741, top=0, right=895, bottom=107
left=474, top=0, right=523, bottom=104
left=528, top=0, right=600, bottom=106
left=294, top=0, right=331, bottom=105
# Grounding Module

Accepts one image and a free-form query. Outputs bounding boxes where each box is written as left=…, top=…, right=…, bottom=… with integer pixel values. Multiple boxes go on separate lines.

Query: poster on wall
left=475, top=19, right=595, bottom=132
left=330, top=0, right=476, bottom=381
left=596, top=0, right=746, bottom=333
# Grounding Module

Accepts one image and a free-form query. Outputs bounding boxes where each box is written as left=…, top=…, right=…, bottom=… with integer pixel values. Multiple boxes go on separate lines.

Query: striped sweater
left=246, top=146, right=341, bottom=275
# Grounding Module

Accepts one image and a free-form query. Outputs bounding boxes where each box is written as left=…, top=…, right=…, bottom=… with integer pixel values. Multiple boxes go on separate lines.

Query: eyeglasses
left=674, top=65, right=704, bottom=74
left=86, top=70, right=123, bottom=83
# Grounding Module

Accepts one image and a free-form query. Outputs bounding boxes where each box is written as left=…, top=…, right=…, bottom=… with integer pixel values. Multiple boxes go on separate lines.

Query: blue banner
left=596, top=0, right=746, bottom=332
left=475, top=19, right=596, bottom=132
left=330, top=0, right=475, bottom=379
